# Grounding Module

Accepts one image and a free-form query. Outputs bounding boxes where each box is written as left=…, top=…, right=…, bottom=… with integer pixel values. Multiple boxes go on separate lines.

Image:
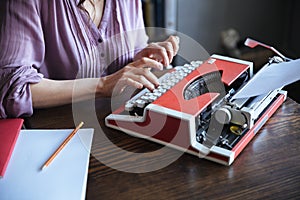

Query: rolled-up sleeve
left=0, top=0, right=44, bottom=118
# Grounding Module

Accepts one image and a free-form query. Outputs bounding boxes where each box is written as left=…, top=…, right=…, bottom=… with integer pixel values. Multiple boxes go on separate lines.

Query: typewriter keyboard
left=125, top=61, right=203, bottom=116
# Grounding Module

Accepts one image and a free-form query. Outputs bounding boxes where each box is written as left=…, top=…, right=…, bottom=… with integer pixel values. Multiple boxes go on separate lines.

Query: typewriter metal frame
left=105, top=54, right=287, bottom=165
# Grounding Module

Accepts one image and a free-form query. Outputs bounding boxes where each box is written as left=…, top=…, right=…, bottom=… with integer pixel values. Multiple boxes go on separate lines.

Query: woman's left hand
left=134, top=35, right=180, bottom=67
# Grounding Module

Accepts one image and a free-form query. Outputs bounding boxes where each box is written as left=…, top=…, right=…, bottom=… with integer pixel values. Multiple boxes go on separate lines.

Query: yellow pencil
left=41, top=122, right=84, bottom=170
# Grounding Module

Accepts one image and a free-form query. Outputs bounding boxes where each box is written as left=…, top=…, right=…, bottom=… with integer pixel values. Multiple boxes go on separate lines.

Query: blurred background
left=142, top=0, right=300, bottom=102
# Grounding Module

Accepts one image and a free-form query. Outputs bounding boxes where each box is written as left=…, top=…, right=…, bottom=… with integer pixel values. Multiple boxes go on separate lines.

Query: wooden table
left=26, top=97, right=300, bottom=200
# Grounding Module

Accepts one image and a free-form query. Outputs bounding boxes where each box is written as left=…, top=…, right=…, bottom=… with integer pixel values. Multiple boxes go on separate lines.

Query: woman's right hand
left=97, top=57, right=164, bottom=97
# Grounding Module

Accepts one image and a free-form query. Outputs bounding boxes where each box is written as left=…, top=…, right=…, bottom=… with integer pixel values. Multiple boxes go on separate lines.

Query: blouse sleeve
left=0, top=0, right=44, bottom=118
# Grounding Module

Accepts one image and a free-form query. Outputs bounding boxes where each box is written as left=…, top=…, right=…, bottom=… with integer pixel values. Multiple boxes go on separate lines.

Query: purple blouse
left=0, top=0, right=148, bottom=118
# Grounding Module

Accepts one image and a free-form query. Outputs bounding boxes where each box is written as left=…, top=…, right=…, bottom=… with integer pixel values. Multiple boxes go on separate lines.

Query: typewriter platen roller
left=105, top=54, right=287, bottom=165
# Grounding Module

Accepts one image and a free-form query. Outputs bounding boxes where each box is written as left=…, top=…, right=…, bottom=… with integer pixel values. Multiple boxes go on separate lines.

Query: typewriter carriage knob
left=214, top=107, right=232, bottom=124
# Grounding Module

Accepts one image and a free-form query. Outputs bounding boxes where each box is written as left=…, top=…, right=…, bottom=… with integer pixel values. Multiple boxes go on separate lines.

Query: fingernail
left=150, top=84, right=155, bottom=91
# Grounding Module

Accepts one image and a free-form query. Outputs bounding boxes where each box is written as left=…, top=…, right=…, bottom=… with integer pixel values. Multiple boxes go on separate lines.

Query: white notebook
left=0, top=128, right=94, bottom=200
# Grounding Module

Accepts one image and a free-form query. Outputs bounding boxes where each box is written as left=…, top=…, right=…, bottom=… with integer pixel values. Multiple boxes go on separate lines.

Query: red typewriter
left=105, top=53, right=287, bottom=165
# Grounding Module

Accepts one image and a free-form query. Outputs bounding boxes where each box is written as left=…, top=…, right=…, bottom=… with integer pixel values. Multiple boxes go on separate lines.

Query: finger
left=146, top=43, right=170, bottom=66
left=167, top=35, right=180, bottom=54
left=154, top=36, right=180, bottom=65
left=135, top=67, right=160, bottom=88
left=131, top=57, right=164, bottom=70
left=156, top=41, right=175, bottom=64
left=126, top=73, right=156, bottom=91
left=123, top=77, right=144, bottom=90
left=140, top=67, right=160, bottom=87
left=129, top=67, right=160, bottom=89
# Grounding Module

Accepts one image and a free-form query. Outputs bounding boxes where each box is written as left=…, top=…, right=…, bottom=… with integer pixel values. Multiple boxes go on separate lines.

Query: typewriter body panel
left=105, top=55, right=287, bottom=165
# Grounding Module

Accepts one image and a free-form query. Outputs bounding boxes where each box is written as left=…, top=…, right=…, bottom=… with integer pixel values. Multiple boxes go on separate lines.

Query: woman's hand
left=134, top=35, right=180, bottom=67
left=97, top=57, right=164, bottom=96
left=97, top=35, right=180, bottom=97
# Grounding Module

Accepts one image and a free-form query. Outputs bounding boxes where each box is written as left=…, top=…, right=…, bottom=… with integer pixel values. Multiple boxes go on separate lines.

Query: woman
left=0, top=0, right=179, bottom=118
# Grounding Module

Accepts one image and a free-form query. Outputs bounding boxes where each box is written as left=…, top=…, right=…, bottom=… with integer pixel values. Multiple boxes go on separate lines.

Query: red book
left=0, top=119, right=23, bottom=178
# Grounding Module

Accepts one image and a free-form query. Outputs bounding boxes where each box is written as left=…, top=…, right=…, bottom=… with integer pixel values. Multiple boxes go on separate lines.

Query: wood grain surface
left=26, top=97, right=300, bottom=200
